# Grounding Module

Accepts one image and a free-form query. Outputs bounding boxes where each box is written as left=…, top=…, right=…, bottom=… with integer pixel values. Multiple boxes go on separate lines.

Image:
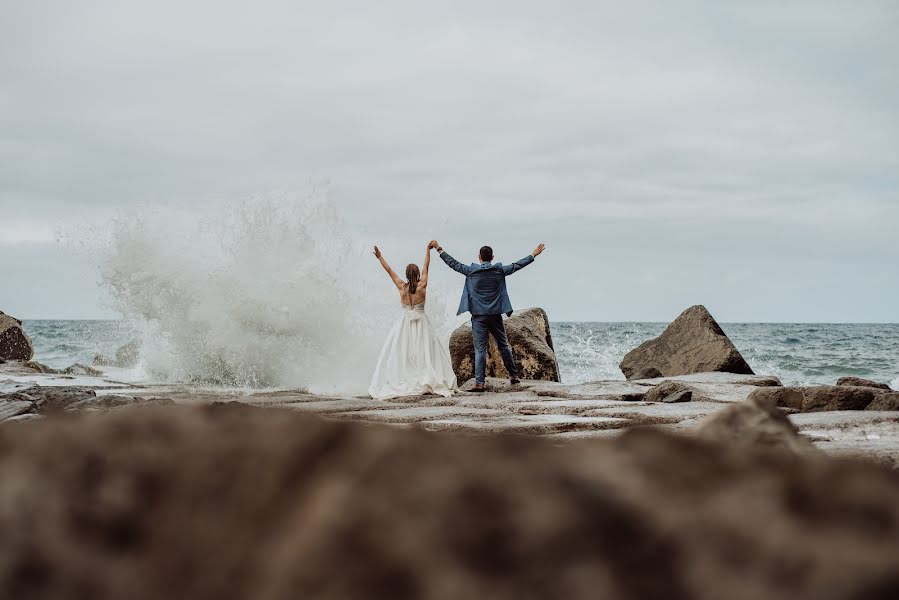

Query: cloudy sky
left=1, top=0, right=897, bottom=322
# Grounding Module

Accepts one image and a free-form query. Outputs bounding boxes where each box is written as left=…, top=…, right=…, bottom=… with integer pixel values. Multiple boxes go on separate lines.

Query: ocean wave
left=99, top=193, right=456, bottom=393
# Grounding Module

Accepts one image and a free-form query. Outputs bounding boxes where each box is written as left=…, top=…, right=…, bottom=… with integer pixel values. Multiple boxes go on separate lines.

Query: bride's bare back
left=373, top=242, right=432, bottom=306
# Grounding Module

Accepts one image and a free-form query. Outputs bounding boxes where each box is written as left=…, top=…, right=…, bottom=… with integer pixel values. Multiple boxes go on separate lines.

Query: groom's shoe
left=471, top=383, right=487, bottom=393
left=509, top=377, right=521, bottom=385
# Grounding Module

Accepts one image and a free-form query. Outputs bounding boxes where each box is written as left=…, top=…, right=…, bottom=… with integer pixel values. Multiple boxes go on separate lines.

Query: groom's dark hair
left=479, top=246, right=493, bottom=262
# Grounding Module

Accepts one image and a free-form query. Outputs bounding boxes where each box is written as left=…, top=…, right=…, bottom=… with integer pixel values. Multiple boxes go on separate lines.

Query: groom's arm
left=435, top=244, right=472, bottom=276
left=502, top=243, right=545, bottom=276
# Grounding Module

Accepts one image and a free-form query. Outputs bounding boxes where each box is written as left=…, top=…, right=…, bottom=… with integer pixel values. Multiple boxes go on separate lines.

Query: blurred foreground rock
left=450, top=308, right=560, bottom=383
left=619, top=305, right=753, bottom=380
left=0, top=404, right=898, bottom=600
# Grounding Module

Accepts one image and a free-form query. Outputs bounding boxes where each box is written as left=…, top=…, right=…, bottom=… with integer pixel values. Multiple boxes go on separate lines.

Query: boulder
left=661, top=389, right=692, bottom=403
left=630, top=367, right=663, bottom=380
left=836, top=377, right=892, bottom=391
left=449, top=307, right=560, bottom=383
left=115, top=339, right=142, bottom=368
left=619, top=305, right=753, bottom=380
left=0, top=311, right=33, bottom=361
left=63, top=363, right=104, bottom=377
left=866, top=392, right=899, bottom=411
left=693, top=395, right=816, bottom=453
left=92, top=340, right=142, bottom=368
left=1, top=386, right=98, bottom=413
left=644, top=381, right=692, bottom=403
left=748, top=386, right=877, bottom=413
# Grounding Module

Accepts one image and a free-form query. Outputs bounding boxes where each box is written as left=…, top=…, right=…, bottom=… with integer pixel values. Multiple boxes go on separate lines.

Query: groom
left=430, top=240, right=546, bottom=392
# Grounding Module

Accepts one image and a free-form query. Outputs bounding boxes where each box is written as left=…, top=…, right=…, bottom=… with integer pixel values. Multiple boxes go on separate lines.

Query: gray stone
left=866, top=392, right=899, bottom=411
left=0, top=400, right=34, bottom=421
left=749, top=386, right=876, bottom=413
left=63, top=363, right=104, bottom=377
left=619, top=305, right=753, bottom=379
left=449, top=307, right=560, bottom=383
left=661, top=389, right=692, bottom=403
left=0, top=311, right=33, bottom=361
left=644, top=381, right=690, bottom=403
left=630, top=367, right=662, bottom=379
left=835, top=376, right=892, bottom=391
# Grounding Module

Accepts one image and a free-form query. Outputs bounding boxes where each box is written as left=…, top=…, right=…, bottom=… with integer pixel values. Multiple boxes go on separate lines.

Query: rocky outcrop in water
left=0, top=404, right=897, bottom=600
left=449, top=307, right=560, bottom=383
left=619, top=305, right=754, bottom=380
left=0, top=311, right=33, bottom=361
left=93, top=339, right=142, bottom=368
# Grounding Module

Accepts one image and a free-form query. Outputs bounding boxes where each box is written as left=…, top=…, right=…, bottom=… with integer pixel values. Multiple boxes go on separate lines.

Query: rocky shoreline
left=2, top=305, right=899, bottom=598
left=1, top=304, right=898, bottom=466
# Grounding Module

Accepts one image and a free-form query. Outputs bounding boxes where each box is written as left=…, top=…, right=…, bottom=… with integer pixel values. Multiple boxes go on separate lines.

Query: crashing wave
left=99, top=193, right=454, bottom=393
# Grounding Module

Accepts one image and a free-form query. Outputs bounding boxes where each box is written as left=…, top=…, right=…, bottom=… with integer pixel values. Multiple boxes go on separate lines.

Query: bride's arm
left=373, top=246, right=404, bottom=289
left=421, top=243, right=432, bottom=287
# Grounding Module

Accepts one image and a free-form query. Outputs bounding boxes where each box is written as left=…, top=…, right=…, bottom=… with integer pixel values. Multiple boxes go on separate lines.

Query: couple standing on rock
left=369, top=240, right=547, bottom=400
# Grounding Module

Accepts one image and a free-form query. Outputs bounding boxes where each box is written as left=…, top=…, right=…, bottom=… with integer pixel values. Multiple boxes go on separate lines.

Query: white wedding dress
left=369, top=300, right=458, bottom=400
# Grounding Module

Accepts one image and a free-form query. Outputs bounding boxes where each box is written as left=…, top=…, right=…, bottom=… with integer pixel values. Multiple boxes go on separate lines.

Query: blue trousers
left=471, top=314, right=519, bottom=384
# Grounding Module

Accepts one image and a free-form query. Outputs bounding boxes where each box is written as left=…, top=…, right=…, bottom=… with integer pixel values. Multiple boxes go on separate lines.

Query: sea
left=22, top=320, right=899, bottom=392
left=15, top=196, right=898, bottom=394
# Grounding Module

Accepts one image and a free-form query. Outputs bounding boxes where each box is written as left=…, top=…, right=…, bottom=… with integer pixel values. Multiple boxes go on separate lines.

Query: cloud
left=1, top=0, right=897, bottom=320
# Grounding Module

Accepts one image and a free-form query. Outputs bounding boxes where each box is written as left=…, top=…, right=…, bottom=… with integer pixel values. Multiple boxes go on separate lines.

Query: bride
left=369, top=241, right=458, bottom=400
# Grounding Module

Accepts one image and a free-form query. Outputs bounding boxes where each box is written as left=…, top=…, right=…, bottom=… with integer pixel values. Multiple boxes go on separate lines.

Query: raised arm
left=502, top=243, right=545, bottom=276
left=421, top=242, right=432, bottom=287
left=432, top=240, right=472, bottom=276
left=373, top=246, right=404, bottom=289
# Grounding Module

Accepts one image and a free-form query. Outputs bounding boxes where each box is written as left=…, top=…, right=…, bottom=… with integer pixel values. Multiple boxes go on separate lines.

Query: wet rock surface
left=619, top=305, right=753, bottom=380
left=449, top=308, right=560, bottom=383
left=0, top=311, right=33, bottom=361
left=1, top=404, right=899, bottom=600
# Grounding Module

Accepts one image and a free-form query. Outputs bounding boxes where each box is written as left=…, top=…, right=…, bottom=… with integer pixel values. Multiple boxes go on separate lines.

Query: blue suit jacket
left=439, top=251, right=534, bottom=316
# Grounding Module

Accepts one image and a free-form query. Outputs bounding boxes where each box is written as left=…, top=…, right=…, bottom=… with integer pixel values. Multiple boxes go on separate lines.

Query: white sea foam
left=99, top=193, right=457, bottom=394
left=891, top=375, right=899, bottom=391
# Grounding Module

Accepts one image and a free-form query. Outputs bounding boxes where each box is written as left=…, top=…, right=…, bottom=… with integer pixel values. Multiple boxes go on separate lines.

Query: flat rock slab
left=452, top=391, right=551, bottom=409
left=633, top=372, right=781, bottom=386
left=279, top=398, right=404, bottom=415
left=333, top=405, right=504, bottom=424
left=677, top=382, right=765, bottom=404
left=422, top=414, right=631, bottom=435
left=509, top=399, right=649, bottom=416
left=584, top=401, right=729, bottom=425
left=0, top=400, right=34, bottom=421
left=523, top=380, right=650, bottom=400
left=789, top=411, right=899, bottom=430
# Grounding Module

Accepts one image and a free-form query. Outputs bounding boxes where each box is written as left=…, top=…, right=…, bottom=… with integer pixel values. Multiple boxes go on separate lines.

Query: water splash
left=99, top=193, right=455, bottom=394
left=891, top=375, right=898, bottom=391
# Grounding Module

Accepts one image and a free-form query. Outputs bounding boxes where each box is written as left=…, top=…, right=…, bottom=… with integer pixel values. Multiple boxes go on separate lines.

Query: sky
left=1, top=0, right=897, bottom=322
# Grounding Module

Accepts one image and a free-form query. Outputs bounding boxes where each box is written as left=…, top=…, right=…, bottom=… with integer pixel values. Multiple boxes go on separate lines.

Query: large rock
left=748, top=386, right=878, bottom=412
left=449, top=307, right=560, bottom=383
left=866, top=392, right=899, bottom=411
left=619, top=305, right=753, bottom=380
left=0, top=311, right=33, bottom=361
left=693, top=395, right=816, bottom=453
left=0, top=405, right=898, bottom=599
left=836, top=377, right=892, bottom=391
